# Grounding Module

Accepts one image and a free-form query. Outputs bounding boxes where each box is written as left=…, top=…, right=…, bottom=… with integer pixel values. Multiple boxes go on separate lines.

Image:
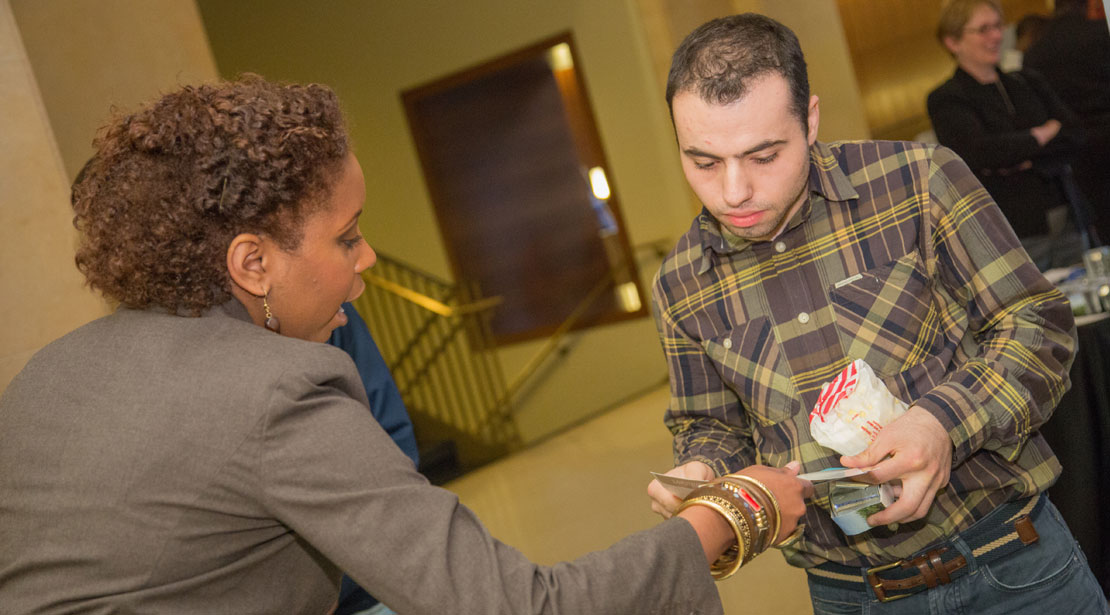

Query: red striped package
left=808, top=359, right=908, bottom=456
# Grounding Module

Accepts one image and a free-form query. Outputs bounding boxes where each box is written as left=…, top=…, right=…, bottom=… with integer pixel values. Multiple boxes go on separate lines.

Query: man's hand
left=840, top=406, right=953, bottom=526
left=648, top=460, right=715, bottom=519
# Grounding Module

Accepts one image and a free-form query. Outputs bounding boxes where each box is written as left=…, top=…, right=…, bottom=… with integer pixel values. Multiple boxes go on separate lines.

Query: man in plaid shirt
left=646, top=13, right=1108, bottom=613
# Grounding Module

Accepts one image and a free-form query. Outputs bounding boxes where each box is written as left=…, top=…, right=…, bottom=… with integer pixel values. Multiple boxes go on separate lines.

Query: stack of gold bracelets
left=674, top=474, right=782, bottom=580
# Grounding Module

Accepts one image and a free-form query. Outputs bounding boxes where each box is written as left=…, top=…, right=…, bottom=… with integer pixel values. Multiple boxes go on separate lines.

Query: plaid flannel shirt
left=652, top=140, right=1076, bottom=568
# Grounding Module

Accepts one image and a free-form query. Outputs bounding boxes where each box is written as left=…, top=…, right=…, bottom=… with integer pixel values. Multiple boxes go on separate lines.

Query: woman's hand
left=676, top=461, right=812, bottom=565
left=730, top=461, right=813, bottom=544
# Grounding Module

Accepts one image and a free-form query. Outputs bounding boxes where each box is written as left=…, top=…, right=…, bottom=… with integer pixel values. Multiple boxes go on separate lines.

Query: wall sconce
left=588, top=166, right=610, bottom=200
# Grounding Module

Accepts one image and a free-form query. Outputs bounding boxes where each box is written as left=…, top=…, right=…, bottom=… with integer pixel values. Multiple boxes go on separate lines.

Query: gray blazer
left=0, top=301, right=723, bottom=614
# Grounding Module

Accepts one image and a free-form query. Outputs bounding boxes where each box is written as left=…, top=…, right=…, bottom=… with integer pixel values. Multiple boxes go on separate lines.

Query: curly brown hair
left=72, top=74, right=349, bottom=314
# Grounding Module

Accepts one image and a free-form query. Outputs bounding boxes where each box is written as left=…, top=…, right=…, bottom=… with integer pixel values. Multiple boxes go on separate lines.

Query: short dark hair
left=665, top=13, right=810, bottom=129
left=72, top=74, right=349, bottom=315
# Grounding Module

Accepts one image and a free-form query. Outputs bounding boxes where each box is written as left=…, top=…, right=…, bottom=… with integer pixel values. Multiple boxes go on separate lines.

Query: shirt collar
left=953, top=65, right=1001, bottom=87
left=695, top=141, right=859, bottom=274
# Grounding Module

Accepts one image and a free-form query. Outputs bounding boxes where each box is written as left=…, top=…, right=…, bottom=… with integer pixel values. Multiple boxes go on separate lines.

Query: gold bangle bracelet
left=716, top=480, right=771, bottom=555
left=705, top=492, right=755, bottom=567
left=689, top=497, right=746, bottom=580
left=730, top=475, right=783, bottom=545
left=675, top=498, right=743, bottom=580
left=773, top=524, right=806, bottom=550
left=676, top=495, right=751, bottom=579
left=733, top=476, right=780, bottom=546
left=685, top=494, right=752, bottom=561
left=681, top=487, right=754, bottom=555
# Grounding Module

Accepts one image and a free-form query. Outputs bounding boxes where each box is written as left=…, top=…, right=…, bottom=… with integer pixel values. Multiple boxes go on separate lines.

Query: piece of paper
left=651, top=466, right=869, bottom=499
left=650, top=472, right=707, bottom=499
left=796, top=467, right=868, bottom=482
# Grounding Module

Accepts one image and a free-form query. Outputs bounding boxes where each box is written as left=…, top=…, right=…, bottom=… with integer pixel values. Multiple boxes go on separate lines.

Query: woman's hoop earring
left=263, top=293, right=281, bottom=333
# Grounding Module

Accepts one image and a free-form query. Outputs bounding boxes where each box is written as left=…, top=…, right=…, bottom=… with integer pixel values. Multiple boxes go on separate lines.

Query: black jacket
left=927, top=67, right=1082, bottom=238
left=1023, top=13, right=1110, bottom=119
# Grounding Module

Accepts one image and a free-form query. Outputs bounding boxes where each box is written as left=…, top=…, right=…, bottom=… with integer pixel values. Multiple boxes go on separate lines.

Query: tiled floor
left=445, top=385, right=814, bottom=614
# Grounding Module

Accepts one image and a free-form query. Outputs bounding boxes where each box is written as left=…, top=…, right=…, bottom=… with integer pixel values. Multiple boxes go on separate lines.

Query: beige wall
left=11, top=0, right=220, bottom=181
left=758, top=0, right=871, bottom=141
left=0, top=1, right=106, bottom=392
left=1, top=0, right=220, bottom=394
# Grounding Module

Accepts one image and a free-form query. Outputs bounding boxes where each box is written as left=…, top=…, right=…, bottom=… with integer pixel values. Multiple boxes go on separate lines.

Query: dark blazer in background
left=927, top=67, right=1082, bottom=239
left=1024, top=13, right=1110, bottom=238
left=1023, top=13, right=1110, bottom=119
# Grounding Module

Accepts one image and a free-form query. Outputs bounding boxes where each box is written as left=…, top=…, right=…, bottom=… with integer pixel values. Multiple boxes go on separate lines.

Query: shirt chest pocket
left=828, top=251, right=944, bottom=378
left=702, top=317, right=801, bottom=427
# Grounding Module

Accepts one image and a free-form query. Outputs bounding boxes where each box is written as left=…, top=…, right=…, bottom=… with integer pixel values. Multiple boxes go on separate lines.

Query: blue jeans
left=807, top=498, right=1109, bottom=614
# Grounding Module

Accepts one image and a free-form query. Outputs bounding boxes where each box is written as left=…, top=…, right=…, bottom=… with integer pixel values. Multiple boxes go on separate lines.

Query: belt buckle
left=866, top=560, right=910, bottom=603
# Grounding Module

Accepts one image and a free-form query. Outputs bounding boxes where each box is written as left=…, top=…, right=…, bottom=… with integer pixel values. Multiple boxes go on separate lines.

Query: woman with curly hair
left=0, top=75, right=811, bottom=614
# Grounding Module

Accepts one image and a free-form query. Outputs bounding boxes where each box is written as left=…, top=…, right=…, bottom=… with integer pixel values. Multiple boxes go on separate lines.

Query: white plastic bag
left=808, top=359, right=907, bottom=456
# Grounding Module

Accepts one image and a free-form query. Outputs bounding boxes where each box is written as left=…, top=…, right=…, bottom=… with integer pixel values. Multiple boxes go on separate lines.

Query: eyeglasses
left=963, top=21, right=1004, bottom=36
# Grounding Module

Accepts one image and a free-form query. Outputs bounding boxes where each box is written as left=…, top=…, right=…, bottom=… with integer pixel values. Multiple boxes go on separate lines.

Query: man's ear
left=226, top=233, right=269, bottom=297
left=807, top=94, right=821, bottom=146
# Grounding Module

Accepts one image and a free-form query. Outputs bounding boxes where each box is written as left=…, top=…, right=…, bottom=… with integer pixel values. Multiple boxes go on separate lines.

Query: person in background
left=647, top=12, right=1107, bottom=613
left=1013, top=13, right=1048, bottom=54
left=328, top=306, right=417, bottom=615
left=0, top=74, right=812, bottom=614
left=329, top=303, right=419, bottom=466
left=1023, top=0, right=1110, bottom=242
left=927, top=0, right=1090, bottom=269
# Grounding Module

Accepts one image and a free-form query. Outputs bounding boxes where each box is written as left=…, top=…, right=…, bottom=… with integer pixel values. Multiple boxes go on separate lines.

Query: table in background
left=1040, top=312, right=1110, bottom=596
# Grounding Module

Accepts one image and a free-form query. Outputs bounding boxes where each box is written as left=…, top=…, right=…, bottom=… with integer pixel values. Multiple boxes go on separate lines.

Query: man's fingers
left=649, top=461, right=717, bottom=521
left=867, top=480, right=932, bottom=525
left=912, top=495, right=934, bottom=521
left=840, top=440, right=891, bottom=472
left=867, top=494, right=914, bottom=526
left=651, top=501, right=674, bottom=519
left=839, top=451, right=870, bottom=469
left=844, top=456, right=899, bottom=485
left=647, top=478, right=682, bottom=518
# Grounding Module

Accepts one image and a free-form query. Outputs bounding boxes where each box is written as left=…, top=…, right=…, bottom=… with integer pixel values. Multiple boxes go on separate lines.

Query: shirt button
left=797, top=312, right=810, bottom=324
left=723, top=339, right=733, bottom=349
left=775, top=241, right=787, bottom=253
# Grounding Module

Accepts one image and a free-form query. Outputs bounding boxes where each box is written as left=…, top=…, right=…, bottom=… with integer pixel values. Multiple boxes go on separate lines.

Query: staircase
left=350, top=254, right=520, bottom=483
left=351, top=241, right=672, bottom=484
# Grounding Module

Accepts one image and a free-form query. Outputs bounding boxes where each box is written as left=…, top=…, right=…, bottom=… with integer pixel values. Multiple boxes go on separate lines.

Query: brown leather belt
left=807, top=495, right=1043, bottom=602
